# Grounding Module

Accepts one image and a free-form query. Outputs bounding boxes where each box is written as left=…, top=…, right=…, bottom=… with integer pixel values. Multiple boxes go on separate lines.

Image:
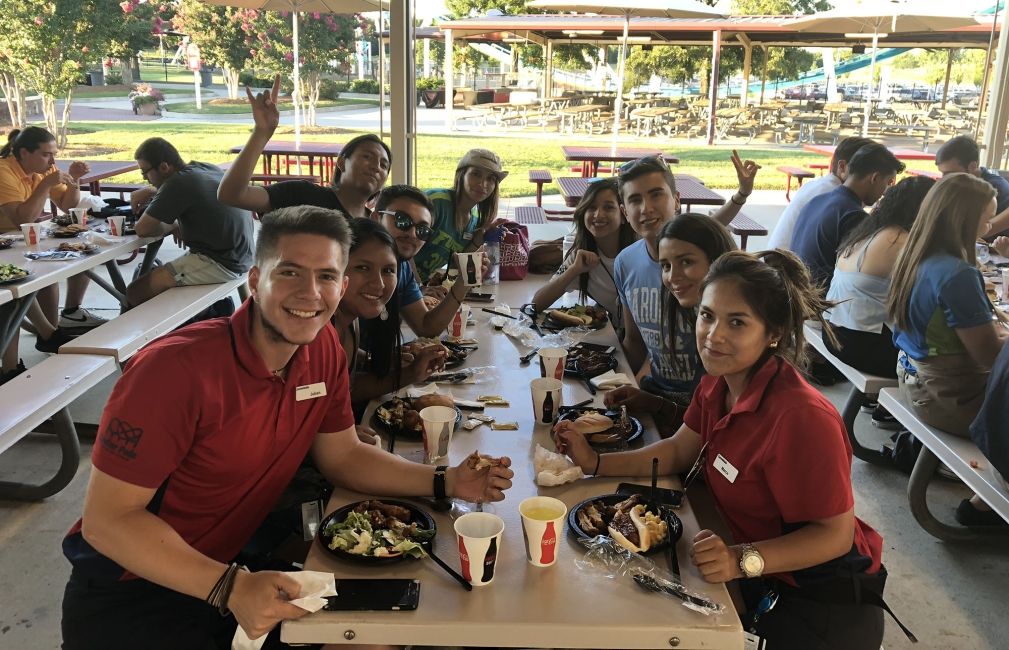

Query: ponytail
left=0, top=129, right=21, bottom=158
left=701, top=249, right=838, bottom=370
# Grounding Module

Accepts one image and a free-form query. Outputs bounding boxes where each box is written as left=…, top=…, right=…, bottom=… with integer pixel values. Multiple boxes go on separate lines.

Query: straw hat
left=457, top=148, right=508, bottom=180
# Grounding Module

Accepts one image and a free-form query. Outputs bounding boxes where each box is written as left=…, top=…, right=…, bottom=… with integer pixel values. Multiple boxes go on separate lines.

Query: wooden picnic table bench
left=879, top=387, right=1009, bottom=541
left=776, top=165, right=816, bottom=201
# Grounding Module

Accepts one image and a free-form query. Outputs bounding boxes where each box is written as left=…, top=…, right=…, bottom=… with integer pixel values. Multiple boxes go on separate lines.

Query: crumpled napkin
left=82, top=232, right=125, bottom=246
left=231, top=570, right=337, bottom=650
left=534, top=444, right=584, bottom=486
left=590, top=370, right=634, bottom=390
left=405, top=383, right=454, bottom=399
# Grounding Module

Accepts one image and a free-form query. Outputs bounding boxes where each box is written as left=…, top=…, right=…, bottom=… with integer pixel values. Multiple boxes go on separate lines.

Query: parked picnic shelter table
left=0, top=222, right=162, bottom=365
left=56, top=160, right=139, bottom=195
left=282, top=280, right=743, bottom=649
left=228, top=141, right=344, bottom=185
left=803, top=143, right=935, bottom=161
left=561, top=145, right=680, bottom=177
left=557, top=175, right=720, bottom=211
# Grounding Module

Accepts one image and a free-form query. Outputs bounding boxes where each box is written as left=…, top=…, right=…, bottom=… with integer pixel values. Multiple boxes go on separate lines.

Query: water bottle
left=562, top=232, right=577, bottom=262
left=483, top=227, right=503, bottom=285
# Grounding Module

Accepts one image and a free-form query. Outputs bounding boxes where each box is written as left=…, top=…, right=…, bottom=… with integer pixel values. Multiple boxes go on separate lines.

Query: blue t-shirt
left=892, top=254, right=993, bottom=360
left=613, top=239, right=698, bottom=391
left=970, top=341, right=1009, bottom=482
left=980, top=167, right=1009, bottom=215
left=397, top=259, right=422, bottom=307
left=789, top=185, right=866, bottom=288
left=411, top=189, right=479, bottom=282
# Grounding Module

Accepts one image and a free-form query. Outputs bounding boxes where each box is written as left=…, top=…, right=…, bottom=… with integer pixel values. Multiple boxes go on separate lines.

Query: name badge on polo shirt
left=296, top=382, right=327, bottom=402
left=713, top=453, right=739, bottom=484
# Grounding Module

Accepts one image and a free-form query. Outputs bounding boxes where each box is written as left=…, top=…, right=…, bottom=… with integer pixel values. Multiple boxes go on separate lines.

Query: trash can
left=200, top=68, right=214, bottom=87
left=88, top=70, right=104, bottom=86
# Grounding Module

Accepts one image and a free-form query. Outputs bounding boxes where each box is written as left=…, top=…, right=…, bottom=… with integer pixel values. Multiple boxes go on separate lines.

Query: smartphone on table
left=323, top=578, right=421, bottom=611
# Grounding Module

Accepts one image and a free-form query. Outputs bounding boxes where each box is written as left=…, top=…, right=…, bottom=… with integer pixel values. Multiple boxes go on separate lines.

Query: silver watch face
left=742, top=551, right=764, bottom=575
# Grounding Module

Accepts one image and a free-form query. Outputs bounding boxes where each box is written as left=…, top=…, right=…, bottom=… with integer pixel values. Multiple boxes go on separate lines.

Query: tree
left=445, top=0, right=528, bottom=18
left=252, top=11, right=357, bottom=126
left=174, top=0, right=257, bottom=100
left=108, top=0, right=174, bottom=84
left=0, top=0, right=118, bottom=146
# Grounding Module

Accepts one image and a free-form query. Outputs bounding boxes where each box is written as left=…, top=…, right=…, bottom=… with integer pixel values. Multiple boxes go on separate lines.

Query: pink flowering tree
left=252, top=10, right=357, bottom=126
left=174, top=0, right=258, bottom=100
left=107, top=0, right=175, bottom=84
left=0, top=0, right=118, bottom=144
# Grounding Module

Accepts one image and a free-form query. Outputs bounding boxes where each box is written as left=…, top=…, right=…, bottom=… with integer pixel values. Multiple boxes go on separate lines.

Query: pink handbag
left=498, top=222, right=530, bottom=281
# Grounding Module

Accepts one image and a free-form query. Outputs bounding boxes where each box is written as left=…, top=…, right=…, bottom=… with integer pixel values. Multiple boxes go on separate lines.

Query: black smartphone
left=323, top=579, right=421, bottom=611
left=617, top=482, right=684, bottom=508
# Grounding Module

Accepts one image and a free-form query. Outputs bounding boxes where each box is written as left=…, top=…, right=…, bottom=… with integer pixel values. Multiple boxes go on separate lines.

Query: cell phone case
left=323, top=578, right=421, bottom=611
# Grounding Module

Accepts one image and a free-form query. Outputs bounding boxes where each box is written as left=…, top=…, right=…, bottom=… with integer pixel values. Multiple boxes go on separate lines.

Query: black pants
left=62, top=570, right=307, bottom=650
left=824, top=325, right=898, bottom=379
left=741, top=579, right=885, bottom=650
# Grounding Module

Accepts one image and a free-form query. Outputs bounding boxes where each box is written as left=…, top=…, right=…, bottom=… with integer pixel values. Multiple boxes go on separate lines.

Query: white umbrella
left=203, top=0, right=382, bottom=144
left=527, top=0, right=724, bottom=142
left=791, top=1, right=978, bottom=137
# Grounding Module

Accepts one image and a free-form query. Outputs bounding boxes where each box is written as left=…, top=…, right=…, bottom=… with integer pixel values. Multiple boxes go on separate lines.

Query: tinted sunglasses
left=618, top=155, right=671, bottom=175
left=378, top=210, right=433, bottom=241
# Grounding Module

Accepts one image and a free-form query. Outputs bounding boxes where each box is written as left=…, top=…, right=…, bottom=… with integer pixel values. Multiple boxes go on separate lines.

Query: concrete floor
left=1, top=193, right=1007, bottom=650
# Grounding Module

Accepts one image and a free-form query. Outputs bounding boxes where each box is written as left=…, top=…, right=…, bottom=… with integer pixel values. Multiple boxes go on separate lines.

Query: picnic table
left=556, top=105, right=611, bottom=135
left=803, top=143, right=935, bottom=161
left=561, top=146, right=680, bottom=178
left=228, top=141, right=344, bottom=185
left=56, top=160, right=139, bottom=196
left=282, top=280, right=743, bottom=648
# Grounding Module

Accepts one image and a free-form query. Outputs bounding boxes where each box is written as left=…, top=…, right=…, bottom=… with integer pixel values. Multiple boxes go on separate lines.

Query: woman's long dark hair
left=0, top=127, right=55, bottom=159
left=567, top=178, right=637, bottom=302
left=346, top=218, right=401, bottom=382
left=837, top=175, right=935, bottom=257
left=658, top=214, right=737, bottom=378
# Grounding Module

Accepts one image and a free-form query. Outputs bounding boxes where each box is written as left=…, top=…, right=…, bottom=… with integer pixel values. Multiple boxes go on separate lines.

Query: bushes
left=239, top=71, right=293, bottom=92
left=348, top=79, right=390, bottom=94
left=105, top=70, right=124, bottom=86
left=416, top=77, right=442, bottom=91
left=318, top=79, right=349, bottom=100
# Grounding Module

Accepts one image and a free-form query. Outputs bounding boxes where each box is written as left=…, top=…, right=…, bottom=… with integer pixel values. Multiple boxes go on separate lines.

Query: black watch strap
left=433, top=465, right=448, bottom=500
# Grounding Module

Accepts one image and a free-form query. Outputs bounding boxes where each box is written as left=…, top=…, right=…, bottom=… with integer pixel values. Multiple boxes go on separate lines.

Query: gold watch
left=738, top=544, right=765, bottom=578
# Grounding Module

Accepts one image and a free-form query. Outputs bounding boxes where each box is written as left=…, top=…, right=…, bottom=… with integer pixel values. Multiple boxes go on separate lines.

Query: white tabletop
left=0, top=224, right=157, bottom=298
left=0, top=288, right=12, bottom=307
left=283, top=280, right=743, bottom=649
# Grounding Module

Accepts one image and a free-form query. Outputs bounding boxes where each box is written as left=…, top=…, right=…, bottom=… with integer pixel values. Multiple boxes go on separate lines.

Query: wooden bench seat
left=58, top=277, right=246, bottom=364
left=776, top=165, right=815, bottom=202
left=0, top=354, right=117, bottom=500
left=528, top=170, right=553, bottom=207
left=807, top=163, right=828, bottom=176
left=98, top=183, right=145, bottom=200
left=514, top=206, right=548, bottom=225
left=879, top=388, right=1009, bottom=541
left=727, top=213, right=767, bottom=250
left=803, top=323, right=898, bottom=465
left=250, top=173, right=320, bottom=186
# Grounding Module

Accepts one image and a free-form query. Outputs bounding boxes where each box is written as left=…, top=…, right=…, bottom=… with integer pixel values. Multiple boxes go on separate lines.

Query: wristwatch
left=738, top=544, right=765, bottom=578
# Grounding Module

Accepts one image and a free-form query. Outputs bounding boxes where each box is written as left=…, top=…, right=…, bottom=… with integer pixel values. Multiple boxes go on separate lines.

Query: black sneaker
left=808, top=360, right=842, bottom=386
left=861, top=398, right=879, bottom=413
left=871, top=405, right=901, bottom=430
left=35, top=328, right=76, bottom=354
left=0, top=359, right=27, bottom=385
left=955, top=499, right=1008, bottom=527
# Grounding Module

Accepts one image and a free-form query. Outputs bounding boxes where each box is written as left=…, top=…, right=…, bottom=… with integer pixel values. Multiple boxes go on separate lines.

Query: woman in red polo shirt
left=557, top=249, right=894, bottom=649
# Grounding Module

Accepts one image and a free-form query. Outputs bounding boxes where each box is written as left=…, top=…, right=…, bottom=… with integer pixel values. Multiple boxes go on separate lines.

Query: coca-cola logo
left=541, top=537, right=556, bottom=546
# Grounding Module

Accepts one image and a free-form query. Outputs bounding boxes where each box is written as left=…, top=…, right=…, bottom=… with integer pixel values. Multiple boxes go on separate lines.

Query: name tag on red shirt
left=296, top=382, right=327, bottom=401
left=713, top=453, right=739, bottom=483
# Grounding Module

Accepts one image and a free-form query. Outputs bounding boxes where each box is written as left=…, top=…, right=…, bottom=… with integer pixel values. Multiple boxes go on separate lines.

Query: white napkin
left=231, top=570, right=337, bottom=650
left=405, top=383, right=454, bottom=399
left=83, top=232, right=125, bottom=245
left=589, top=370, right=634, bottom=390
left=534, top=444, right=584, bottom=486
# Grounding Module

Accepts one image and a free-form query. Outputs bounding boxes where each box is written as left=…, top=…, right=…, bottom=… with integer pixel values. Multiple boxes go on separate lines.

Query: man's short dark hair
left=618, top=156, right=676, bottom=199
left=832, top=136, right=875, bottom=175
left=936, top=135, right=980, bottom=169
left=846, top=143, right=906, bottom=179
left=375, top=184, right=435, bottom=214
left=133, top=137, right=185, bottom=169
left=255, top=206, right=352, bottom=267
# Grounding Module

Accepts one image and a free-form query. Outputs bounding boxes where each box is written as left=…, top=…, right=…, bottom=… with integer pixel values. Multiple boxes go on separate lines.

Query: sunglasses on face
left=378, top=210, right=433, bottom=241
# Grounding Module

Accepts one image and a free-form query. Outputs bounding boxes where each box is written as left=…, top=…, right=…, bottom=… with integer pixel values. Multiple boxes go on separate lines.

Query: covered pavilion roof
left=435, top=14, right=1000, bottom=49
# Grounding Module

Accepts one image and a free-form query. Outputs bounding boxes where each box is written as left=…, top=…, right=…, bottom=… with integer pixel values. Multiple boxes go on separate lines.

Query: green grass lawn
left=60, top=120, right=823, bottom=193
left=74, top=87, right=190, bottom=100
left=162, top=97, right=378, bottom=114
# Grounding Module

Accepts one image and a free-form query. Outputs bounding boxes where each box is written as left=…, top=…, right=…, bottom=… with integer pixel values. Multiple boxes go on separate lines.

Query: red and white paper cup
left=454, top=512, right=504, bottom=587
left=537, top=347, right=567, bottom=380
left=70, top=208, right=88, bottom=227
left=446, top=303, right=470, bottom=340
left=519, top=496, right=567, bottom=567
left=418, top=405, right=456, bottom=465
left=108, top=215, right=125, bottom=236
left=20, top=223, right=41, bottom=247
left=530, top=377, right=562, bottom=425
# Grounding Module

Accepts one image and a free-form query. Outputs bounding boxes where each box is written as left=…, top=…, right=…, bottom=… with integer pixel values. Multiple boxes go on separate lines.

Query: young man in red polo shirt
left=61, top=206, right=514, bottom=649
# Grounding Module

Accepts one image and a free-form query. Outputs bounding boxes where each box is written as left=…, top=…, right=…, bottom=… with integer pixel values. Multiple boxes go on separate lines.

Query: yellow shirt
left=0, top=156, right=67, bottom=231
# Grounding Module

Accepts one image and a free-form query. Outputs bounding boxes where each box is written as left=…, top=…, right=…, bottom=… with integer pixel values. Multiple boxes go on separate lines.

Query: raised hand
left=246, top=74, right=281, bottom=135
left=571, top=249, right=600, bottom=273
left=67, top=161, right=91, bottom=181
left=730, top=149, right=760, bottom=196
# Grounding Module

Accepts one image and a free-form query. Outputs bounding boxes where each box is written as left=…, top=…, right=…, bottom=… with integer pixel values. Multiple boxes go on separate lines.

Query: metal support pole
left=706, top=30, right=721, bottom=145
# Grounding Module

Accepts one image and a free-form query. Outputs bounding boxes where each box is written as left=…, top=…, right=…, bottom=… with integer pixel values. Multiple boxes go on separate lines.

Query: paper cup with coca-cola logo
left=69, top=208, right=88, bottom=227
left=108, top=216, right=125, bottom=236
left=537, top=347, right=567, bottom=380
left=454, top=512, right=504, bottom=587
left=519, top=496, right=567, bottom=567
left=445, top=303, right=470, bottom=340
left=20, top=223, right=42, bottom=248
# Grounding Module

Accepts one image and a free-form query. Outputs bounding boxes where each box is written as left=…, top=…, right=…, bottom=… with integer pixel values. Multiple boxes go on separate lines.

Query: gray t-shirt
left=145, top=162, right=254, bottom=273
